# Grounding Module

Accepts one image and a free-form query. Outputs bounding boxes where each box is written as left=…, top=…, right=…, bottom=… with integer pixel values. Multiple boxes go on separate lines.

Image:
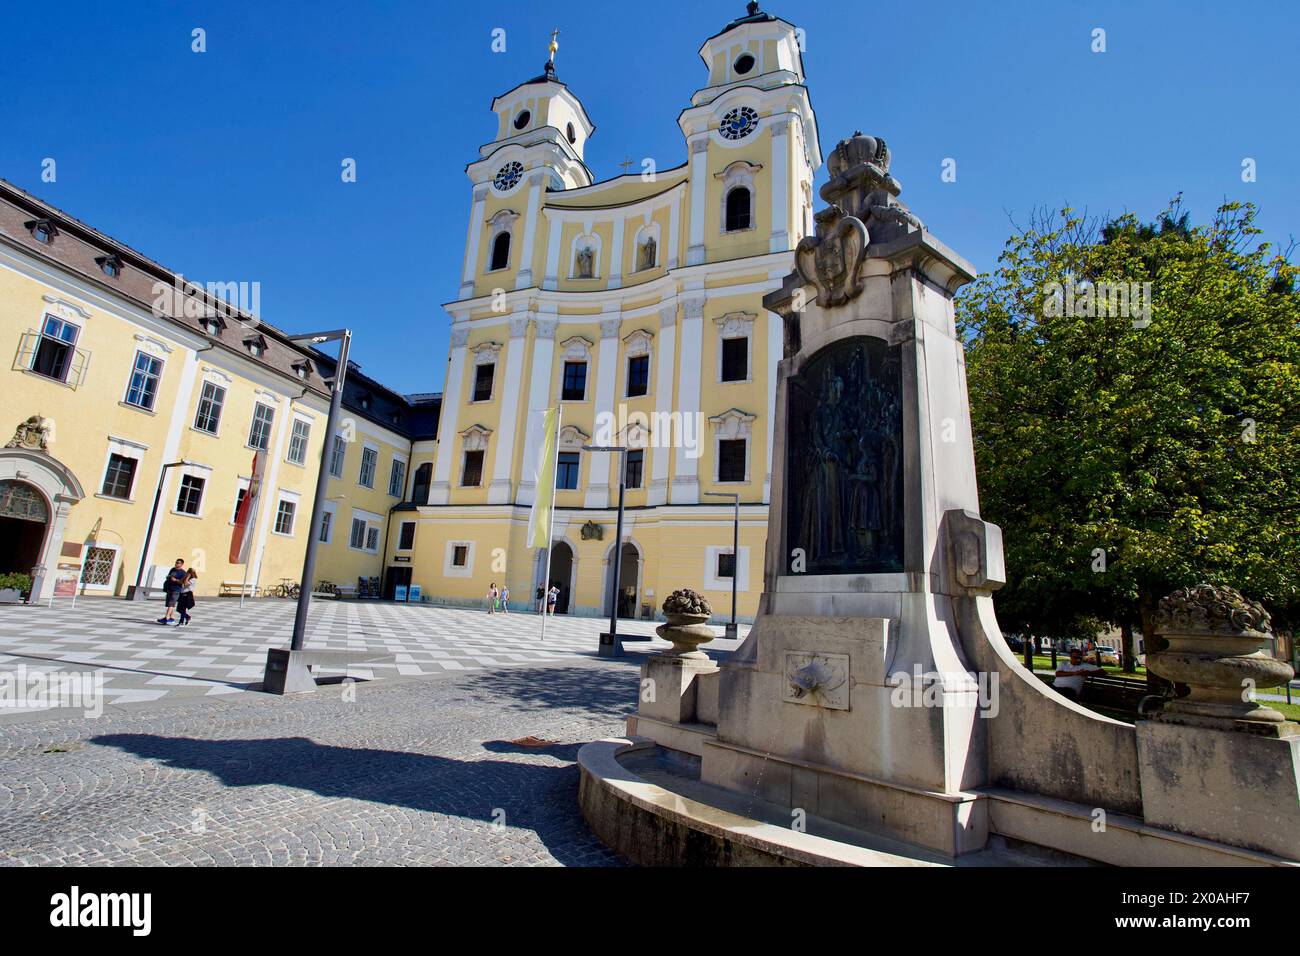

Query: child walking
left=177, top=569, right=198, bottom=625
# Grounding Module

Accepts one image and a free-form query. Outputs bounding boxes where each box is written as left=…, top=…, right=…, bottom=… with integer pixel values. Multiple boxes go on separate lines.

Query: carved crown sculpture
left=795, top=131, right=924, bottom=309
left=1153, top=584, right=1273, bottom=636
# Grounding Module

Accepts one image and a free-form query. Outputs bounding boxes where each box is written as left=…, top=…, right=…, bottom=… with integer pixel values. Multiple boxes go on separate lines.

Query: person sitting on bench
left=1054, top=647, right=1104, bottom=701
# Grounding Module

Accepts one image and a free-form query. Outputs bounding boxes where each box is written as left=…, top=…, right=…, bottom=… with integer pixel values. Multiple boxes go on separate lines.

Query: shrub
left=663, top=588, right=711, bottom=616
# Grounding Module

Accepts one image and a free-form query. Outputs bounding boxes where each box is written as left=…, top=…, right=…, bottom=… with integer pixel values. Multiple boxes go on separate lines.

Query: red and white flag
left=229, top=450, right=263, bottom=564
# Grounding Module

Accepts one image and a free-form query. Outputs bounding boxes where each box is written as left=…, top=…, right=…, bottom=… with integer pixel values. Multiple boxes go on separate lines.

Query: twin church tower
left=417, top=3, right=821, bottom=618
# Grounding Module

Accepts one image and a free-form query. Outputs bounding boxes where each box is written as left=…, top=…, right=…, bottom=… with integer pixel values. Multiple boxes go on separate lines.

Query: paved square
left=0, top=597, right=744, bottom=716
left=0, top=598, right=746, bottom=866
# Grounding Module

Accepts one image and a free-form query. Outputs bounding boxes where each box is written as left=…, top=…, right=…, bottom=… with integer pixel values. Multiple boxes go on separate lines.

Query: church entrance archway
left=546, top=540, right=574, bottom=614
left=0, top=480, right=48, bottom=576
left=0, top=442, right=86, bottom=602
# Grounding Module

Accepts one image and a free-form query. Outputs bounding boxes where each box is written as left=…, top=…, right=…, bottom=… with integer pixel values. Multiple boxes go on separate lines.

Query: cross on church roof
left=619, top=157, right=635, bottom=174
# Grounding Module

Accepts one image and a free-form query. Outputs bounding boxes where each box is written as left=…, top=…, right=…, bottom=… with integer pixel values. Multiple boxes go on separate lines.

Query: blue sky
left=2, top=0, right=1295, bottom=394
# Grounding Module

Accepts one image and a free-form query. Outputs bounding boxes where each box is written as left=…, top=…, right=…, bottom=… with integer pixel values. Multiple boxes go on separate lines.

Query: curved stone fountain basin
left=577, top=737, right=1033, bottom=867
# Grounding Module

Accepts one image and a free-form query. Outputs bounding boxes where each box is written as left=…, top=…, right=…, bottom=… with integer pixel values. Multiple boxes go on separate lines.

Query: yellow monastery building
left=412, top=4, right=820, bottom=619
left=0, top=4, right=819, bottom=622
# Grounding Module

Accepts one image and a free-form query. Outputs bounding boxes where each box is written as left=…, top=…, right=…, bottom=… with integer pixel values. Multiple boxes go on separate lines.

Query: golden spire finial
left=548, top=27, right=560, bottom=64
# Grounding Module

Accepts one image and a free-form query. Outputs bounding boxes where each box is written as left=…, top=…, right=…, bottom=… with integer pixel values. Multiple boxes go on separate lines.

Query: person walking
left=157, top=558, right=186, bottom=625
left=177, top=569, right=198, bottom=626
left=487, top=582, right=499, bottom=614
left=547, top=581, right=560, bottom=616
left=535, top=584, right=545, bottom=614
left=500, top=584, right=510, bottom=614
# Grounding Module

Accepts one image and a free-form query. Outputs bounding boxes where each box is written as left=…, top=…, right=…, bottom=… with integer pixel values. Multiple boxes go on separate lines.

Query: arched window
left=411, top=462, right=432, bottom=505
left=490, top=231, right=511, bottom=271
left=725, top=187, right=752, bottom=232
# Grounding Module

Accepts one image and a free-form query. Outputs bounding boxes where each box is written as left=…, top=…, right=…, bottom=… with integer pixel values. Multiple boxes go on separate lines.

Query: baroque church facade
left=409, top=4, right=821, bottom=618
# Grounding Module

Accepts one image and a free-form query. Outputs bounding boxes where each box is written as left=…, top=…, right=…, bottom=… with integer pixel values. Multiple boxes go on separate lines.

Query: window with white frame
left=231, top=477, right=250, bottom=524
left=287, top=418, right=311, bottom=465
left=388, top=457, right=407, bottom=497
left=329, top=433, right=346, bottom=478
left=358, top=445, right=378, bottom=488
left=704, top=545, right=750, bottom=592
left=273, top=496, right=297, bottom=536
left=80, top=546, right=118, bottom=588
left=100, top=453, right=138, bottom=499
left=485, top=209, right=519, bottom=273
left=248, top=402, right=275, bottom=450
left=459, top=426, right=491, bottom=487
left=99, top=437, right=147, bottom=502
left=176, top=474, right=206, bottom=515
left=709, top=408, right=756, bottom=484
left=715, top=311, right=755, bottom=383
left=194, top=380, right=226, bottom=434
left=349, top=517, right=367, bottom=549
left=559, top=336, right=593, bottom=401
left=444, top=540, right=474, bottom=577
left=318, top=499, right=337, bottom=544
left=124, top=350, right=163, bottom=410
left=348, top=510, right=381, bottom=553
left=28, top=314, right=82, bottom=384
left=622, top=328, right=653, bottom=398
left=471, top=341, right=501, bottom=402
left=714, top=160, right=762, bottom=234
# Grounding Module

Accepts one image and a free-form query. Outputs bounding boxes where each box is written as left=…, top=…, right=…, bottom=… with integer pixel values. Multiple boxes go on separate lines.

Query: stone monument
left=582, top=130, right=1300, bottom=867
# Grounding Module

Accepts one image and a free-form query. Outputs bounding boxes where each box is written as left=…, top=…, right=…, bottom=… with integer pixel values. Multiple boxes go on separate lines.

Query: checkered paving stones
left=0, top=597, right=745, bottom=717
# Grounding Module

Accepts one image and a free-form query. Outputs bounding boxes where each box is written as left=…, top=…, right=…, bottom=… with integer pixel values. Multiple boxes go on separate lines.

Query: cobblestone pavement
left=0, top=653, right=649, bottom=866
left=0, top=598, right=744, bottom=715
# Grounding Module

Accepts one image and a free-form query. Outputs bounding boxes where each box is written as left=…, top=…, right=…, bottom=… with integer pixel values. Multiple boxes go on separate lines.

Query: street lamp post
left=127, top=460, right=192, bottom=601
left=584, top=444, right=628, bottom=657
left=288, top=329, right=351, bottom=653
left=704, top=491, right=740, bottom=639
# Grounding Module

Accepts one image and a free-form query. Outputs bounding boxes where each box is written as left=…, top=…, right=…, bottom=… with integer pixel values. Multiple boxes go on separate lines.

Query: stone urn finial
left=1147, top=584, right=1295, bottom=735
left=657, top=588, right=715, bottom=659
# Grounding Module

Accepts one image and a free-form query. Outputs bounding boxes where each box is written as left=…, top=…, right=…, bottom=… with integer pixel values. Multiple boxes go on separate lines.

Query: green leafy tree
left=958, top=199, right=1300, bottom=667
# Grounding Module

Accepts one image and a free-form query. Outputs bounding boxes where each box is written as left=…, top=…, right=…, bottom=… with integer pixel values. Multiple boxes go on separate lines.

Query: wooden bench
left=311, top=589, right=340, bottom=600
left=334, top=586, right=357, bottom=600
left=263, top=648, right=391, bottom=694
left=1081, top=672, right=1149, bottom=712
left=220, top=582, right=257, bottom=597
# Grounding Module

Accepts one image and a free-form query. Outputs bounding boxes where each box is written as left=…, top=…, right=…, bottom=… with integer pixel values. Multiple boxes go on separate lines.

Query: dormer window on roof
left=27, top=219, right=56, bottom=244
left=244, top=334, right=267, bottom=357
left=96, top=255, right=123, bottom=278
left=358, top=393, right=372, bottom=410
left=292, top=359, right=312, bottom=380
left=201, top=315, right=225, bottom=337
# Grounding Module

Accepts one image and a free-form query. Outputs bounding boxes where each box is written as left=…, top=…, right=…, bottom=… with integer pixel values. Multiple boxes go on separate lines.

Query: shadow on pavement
left=459, top=660, right=641, bottom=716
left=91, top=732, right=617, bottom=866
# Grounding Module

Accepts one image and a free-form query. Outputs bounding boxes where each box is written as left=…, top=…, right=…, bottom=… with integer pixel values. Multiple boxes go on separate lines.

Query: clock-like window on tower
left=513, top=110, right=531, bottom=131
left=566, top=122, right=576, bottom=144
left=733, top=53, right=755, bottom=75
left=493, top=161, right=523, bottom=191
left=720, top=106, right=758, bottom=140
left=490, top=232, right=511, bottom=271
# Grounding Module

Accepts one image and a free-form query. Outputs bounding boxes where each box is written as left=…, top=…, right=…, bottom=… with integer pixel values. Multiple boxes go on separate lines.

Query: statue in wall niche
left=637, top=237, right=656, bottom=272
left=786, top=336, right=903, bottom=575
left=574, top=245, right=594, bottom=278
left=6, top=415, right=51, bottom=451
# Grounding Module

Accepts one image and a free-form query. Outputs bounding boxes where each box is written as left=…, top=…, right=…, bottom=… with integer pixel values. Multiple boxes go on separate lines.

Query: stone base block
left=701, top=737, right=987, bottom=857
left=638, top=654, right=719, bottom=725
left=1137, top=720, right=1300, bottom=861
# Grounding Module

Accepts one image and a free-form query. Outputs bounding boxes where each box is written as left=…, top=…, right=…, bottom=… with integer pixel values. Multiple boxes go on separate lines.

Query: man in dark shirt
left=157, top=559, right=187, bottom=625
